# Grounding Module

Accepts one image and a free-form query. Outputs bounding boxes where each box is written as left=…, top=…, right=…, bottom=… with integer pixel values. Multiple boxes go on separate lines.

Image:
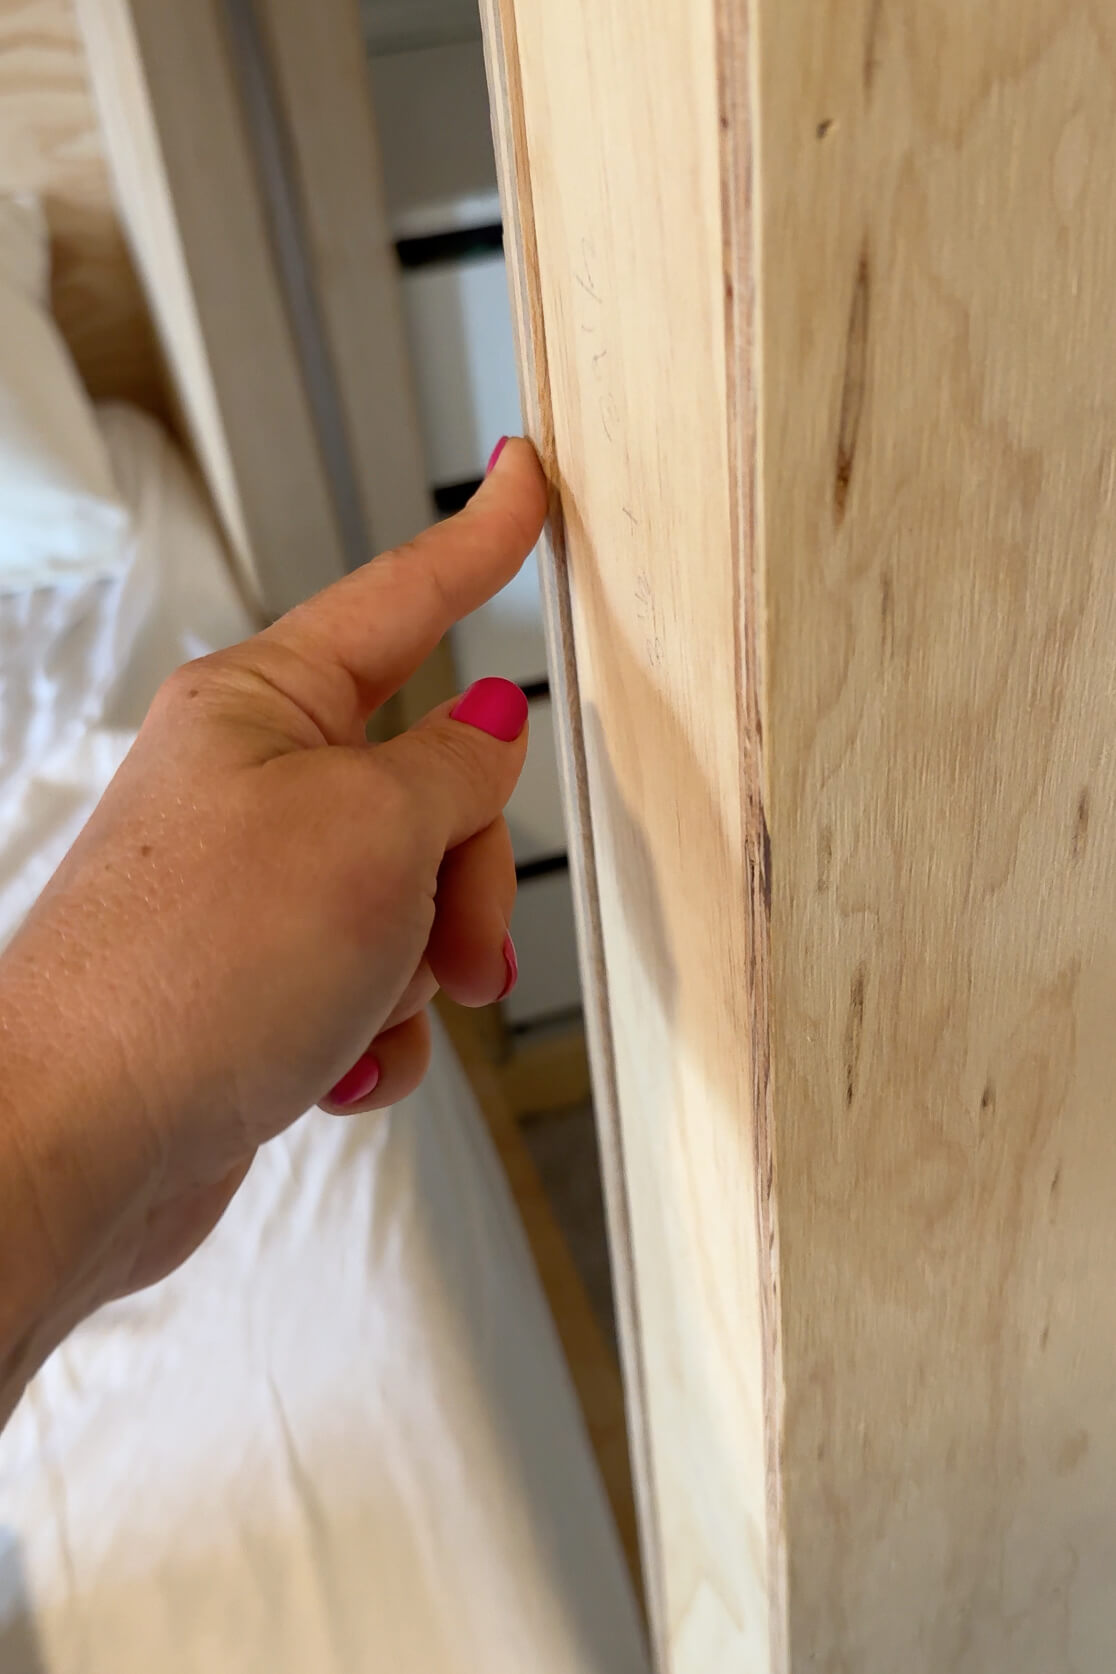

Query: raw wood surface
left=487, top=0, right=1116, bottom=1669
left=0, top=0, right=162, bottom=409
left=481, top=0, right=674, bottom=1658
left=765, top=4, right=1116, bottom=1669
left=481, top=0, right=773, bottom=1666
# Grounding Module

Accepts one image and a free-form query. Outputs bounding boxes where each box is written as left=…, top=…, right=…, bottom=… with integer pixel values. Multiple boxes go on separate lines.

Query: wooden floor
left=521, top=1098, right=616, bottom=1348
left=435, top=997, right=641, bottom=1604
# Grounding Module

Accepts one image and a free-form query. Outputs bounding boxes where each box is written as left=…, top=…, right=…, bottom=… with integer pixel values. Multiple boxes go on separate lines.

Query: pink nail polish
left=486, top=436, right=509, bottom=475
left=328, top=1052, right=381, bottom=1106
left=499, top=932, right=518, bottom=1000
left=450, top=677, right=528, bottom=742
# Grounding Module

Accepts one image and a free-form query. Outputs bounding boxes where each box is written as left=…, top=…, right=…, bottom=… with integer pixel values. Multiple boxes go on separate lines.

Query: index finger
left=260, top=438, right=547, bottom=728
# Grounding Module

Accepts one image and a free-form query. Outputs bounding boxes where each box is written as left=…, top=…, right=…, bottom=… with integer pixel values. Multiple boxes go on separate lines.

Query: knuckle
left=390, top=530, right=461, bottom=621
left=151, top=655, right=220, bottom=713
left=426, top=720, right=490, bottom=782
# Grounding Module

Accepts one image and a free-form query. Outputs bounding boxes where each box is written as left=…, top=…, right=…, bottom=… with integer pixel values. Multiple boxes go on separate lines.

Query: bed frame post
left=74, top=0, right=439, bottom=636
left=483, top=1, right=1116, bottom=1669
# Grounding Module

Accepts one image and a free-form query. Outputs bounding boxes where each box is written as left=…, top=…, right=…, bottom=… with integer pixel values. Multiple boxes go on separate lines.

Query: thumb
left=253, top=439, right=547, bottom=739
left=377, top=677, right=530, bottom=851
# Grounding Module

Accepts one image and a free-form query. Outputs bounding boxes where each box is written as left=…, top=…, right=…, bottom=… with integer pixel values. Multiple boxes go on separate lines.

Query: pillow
left=0, top=403, right=255, bottom=930
left=0, top=193, right=50, bottom=304
left=0, top=193, right=127, bottom=591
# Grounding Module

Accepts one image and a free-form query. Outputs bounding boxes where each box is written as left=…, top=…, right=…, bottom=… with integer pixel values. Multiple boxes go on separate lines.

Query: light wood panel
left=486, top=0, right=1116, bottom=1669
left=480, top=0, right=769, bottom=1664
left=767, top=5, right=1116, bottom=1669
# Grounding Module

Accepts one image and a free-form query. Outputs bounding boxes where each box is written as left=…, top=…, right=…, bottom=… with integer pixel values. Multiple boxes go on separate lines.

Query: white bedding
left=0, top=407, right=647, bottom=1673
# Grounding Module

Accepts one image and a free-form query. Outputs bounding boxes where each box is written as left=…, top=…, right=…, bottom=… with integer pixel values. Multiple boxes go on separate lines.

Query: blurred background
left=0, top=4, right=644, bottom=1664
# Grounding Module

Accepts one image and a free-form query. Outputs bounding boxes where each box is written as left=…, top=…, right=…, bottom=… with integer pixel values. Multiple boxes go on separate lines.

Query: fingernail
left=450, top=677, right=528, bottom=742
left=486, top=436, right=509, bottom=475
left=499, top=932, right=518, bottom=1000
left=328, top=1052, right=381, bottom=1106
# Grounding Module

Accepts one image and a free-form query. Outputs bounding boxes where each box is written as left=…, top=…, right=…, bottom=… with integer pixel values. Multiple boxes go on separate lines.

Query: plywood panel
left=486, top=0, right=1116, bottom=1669
left=765, top=5, right=1116, bottom=1669
left=481, top=1, right=775, bottom=1667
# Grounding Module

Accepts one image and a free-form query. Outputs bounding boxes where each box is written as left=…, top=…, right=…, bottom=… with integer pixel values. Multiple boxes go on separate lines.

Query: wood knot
left=834, top=248, right=870, bottom=523
left=1072, top=788, right=1090, bottom=862
left=844, top=965, right=866, bottom=1107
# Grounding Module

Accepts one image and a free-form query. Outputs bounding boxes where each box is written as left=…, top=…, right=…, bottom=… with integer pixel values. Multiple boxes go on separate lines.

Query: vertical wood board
left=484, top=0, right=778, bottom=1667
left=765, top=2, right=1116, bottom=1668
left=489, top=0, right=1116, bottom=1670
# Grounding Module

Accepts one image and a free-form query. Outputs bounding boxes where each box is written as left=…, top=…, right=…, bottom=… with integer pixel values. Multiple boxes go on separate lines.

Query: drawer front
left=506, top=868, right=581, bottom=1026
left=400, top=253, right=521, bottom=488
left=451, top=556, right=547, bottom=690
left=505, top=696, right=566, bottom=865
left=369, top=40, right=500, bottom=238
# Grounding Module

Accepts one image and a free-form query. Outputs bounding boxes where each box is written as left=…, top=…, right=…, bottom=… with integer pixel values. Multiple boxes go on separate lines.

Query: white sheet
left=0, top=407, right=647, bottom=1673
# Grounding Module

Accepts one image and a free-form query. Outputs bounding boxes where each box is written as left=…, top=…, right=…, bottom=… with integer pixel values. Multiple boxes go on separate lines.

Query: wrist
left=0, top=936, right=164, bottom=1419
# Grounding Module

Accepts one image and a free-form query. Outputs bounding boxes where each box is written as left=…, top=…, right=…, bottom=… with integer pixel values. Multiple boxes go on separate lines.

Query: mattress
left=0, top=407, right=647, bottom=1673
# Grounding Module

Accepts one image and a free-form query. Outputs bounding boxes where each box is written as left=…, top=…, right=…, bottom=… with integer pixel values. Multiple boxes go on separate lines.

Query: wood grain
left=765, top=3, right=1116, bottom=1668
left=483, top=0, right=775, bottom=1667
left=480, top=0, right=673, bottom=1657
left=489, top=0, right=1116, bottom=1668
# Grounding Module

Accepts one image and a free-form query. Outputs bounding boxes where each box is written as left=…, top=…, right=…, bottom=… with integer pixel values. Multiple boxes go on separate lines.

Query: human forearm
left=0, top=934, right=162, bottom=1423
left=0, top=439, right=546, bottom=1422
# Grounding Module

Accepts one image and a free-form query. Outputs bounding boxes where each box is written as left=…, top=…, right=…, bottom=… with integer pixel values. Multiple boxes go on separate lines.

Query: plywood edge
left=478, top=0, right=666, bottom=1655
left=716, top=0, right=787, bottom=1659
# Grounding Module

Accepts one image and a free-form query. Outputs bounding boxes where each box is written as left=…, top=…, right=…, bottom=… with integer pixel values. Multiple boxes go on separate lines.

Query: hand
left=0, top=438, right=548, bottom=1413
